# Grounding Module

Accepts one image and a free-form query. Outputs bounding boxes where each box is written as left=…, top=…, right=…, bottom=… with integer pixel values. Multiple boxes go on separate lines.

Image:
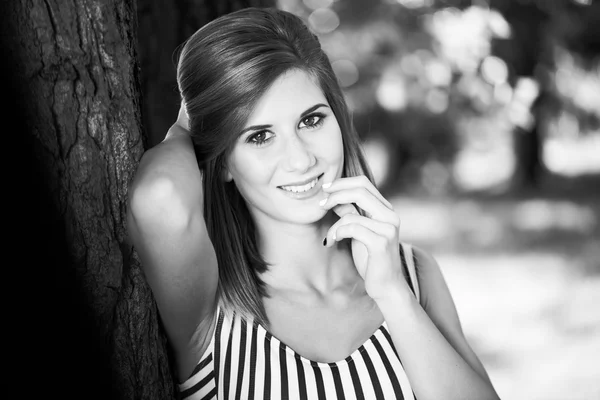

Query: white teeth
left=281, top=177, right=318, bottom=193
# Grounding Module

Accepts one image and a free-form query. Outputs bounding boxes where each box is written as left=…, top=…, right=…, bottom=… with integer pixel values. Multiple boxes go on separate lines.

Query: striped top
left=178, top=243, right=420, bottom=400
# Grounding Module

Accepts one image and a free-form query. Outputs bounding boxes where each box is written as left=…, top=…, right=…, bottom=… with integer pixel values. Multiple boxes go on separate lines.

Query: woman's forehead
left=244, top=70, right=327, bottom=125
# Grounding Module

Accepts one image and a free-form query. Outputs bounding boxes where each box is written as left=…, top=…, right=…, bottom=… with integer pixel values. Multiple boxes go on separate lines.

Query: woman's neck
left=255, top=211, right=362, bottom=298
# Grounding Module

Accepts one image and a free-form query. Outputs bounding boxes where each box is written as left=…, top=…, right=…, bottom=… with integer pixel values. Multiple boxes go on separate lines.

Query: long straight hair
left=177, top=7, right=374, bottom=326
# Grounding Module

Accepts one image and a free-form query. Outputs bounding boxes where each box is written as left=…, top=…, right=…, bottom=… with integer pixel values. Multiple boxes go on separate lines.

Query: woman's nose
left=282, top=134, right=316, bottom=173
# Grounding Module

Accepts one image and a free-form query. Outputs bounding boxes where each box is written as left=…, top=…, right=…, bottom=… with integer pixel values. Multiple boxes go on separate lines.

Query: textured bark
left=0, top=0, right=273, bottom=400
left=137, top=0, right=276, bottom=147
left=3, top=0, right=277, bottom=398
left=2, top=0, right=172, bottom=398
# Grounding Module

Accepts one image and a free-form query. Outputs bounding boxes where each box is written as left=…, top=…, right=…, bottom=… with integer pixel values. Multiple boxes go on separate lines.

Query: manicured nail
left=322, top=182, right=332, bottom=189
left=322, top=237, right=327, bottom=246
left=319, top=198, right=327, bottom=207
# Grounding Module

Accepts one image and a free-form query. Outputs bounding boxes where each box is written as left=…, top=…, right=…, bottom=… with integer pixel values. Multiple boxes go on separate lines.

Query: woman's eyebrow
left=300, top=103, right=329, bottom=118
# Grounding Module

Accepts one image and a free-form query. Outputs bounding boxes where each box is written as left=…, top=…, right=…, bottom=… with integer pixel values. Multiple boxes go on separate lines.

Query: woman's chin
left=300, top=207, right=335, bottom=226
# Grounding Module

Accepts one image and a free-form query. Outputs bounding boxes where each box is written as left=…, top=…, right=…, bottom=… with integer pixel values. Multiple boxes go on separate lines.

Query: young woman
left=127, top=7, right=500, bottom=400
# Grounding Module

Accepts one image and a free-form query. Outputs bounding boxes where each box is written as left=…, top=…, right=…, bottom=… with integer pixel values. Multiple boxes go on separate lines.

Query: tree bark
left=3, top=0, right=275, bottom=398
left=2, top=0, right=172, bottom=398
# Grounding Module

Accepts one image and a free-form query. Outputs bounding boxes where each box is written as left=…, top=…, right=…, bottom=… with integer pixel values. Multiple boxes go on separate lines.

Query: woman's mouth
left=278, top=173, right=324, bottom=198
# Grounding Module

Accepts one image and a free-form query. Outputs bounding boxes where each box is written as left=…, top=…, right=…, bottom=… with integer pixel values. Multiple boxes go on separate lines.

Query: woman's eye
left=247, top=131, right=272, bottom=146
left=299, top=113, right=325, bottom=129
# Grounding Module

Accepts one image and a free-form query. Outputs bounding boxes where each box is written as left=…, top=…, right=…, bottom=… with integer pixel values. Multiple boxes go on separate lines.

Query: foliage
left=278, top=0, right=600, bottom=194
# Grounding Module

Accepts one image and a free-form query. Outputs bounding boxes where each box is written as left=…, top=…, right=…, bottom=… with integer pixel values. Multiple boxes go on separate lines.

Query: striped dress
left=178, top=243, right=420, bottom=400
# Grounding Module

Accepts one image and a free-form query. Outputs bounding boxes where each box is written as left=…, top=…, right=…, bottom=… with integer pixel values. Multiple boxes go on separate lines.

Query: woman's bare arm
left=126, top=112, right=218, bottom=381
left=376, top=246, right=500, bottom=400
left=414, top=246, right=495, bottom=386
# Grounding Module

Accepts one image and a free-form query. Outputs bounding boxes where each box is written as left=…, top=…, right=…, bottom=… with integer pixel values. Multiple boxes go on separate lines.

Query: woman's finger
left=322, top=187, right=400, bottom=227
left=176, top=100, right=190, bottom=131
left=330, top=203, right=359, bottom=219
left=323, top=175, right=393, bottom=210
left=325, top=214, right=398, bottom=248
left=329, top=221, right=391, bottom=253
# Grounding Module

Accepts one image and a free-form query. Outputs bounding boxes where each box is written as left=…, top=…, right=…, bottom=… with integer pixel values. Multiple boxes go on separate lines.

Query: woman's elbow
left=128, top=175, right=193, bottom=233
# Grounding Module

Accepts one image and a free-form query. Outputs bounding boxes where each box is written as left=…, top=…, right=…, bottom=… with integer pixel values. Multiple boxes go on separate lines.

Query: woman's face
left=226, top=69, right=344, bottom=225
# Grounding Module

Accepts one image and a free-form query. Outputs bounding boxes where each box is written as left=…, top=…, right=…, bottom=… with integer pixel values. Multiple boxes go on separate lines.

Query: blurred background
left=139, top=0, right=600, bottom=399
left=276, top=1, right=600, bottom=399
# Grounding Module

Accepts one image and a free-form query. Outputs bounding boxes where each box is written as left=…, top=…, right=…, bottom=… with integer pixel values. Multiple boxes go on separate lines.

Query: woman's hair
left=176, top=7, right=373, bottom=326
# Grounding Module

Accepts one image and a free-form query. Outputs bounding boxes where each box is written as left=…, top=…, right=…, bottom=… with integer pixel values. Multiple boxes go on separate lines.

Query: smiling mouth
left=278, top=173, right=324, bottom=193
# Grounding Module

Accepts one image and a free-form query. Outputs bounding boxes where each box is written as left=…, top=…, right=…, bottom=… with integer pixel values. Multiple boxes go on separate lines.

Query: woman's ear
left=223, top=169, right=233, bottom=182
left=222, top=159, right=233, bottom=182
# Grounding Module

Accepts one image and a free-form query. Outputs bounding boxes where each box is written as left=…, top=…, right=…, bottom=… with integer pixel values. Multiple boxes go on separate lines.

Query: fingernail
left=322, top=237, right=327, bottom=246
left=322, top=182, right=332, bottom=189
left=319, top=198, right=327, bottom=207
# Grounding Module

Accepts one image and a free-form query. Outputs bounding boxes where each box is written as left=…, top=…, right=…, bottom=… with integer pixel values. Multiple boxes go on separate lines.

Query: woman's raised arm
left=126, top=107, right=218, bottom=380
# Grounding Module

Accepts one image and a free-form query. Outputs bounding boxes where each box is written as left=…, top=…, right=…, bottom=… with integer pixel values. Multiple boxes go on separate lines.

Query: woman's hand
left=166, top=101, right=191, bottom=140
left=322, top=177, right=501, bottom=400
left=321, top=176, right=408, bottom=301
left=175, top=100, right=190, bottom=131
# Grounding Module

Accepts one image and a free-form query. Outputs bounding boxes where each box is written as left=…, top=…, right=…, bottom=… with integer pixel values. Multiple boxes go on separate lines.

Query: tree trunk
left=491, top=0, right=549, bottom=189
left=137, top=0, right=276, bottom=147
left=2, top=0, right=172, bottom=398
left=3, top=0, right=275, bottom=398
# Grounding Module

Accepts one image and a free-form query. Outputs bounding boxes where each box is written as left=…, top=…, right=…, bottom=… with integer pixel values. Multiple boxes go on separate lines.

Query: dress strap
left=400, top=243, right=420, bottom=303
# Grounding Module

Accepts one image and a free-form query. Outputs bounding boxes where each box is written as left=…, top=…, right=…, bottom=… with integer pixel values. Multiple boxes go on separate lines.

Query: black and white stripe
left=179, top=243, right=420, bottom=400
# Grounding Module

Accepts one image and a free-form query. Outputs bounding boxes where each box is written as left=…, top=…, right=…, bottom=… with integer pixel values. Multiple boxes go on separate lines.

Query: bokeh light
left=331, top=59, right=359, bottom=87
left=481, top=55, right=508, bottom=86
left=425, top=88, right=449, bottom=113
left=275, top=3, right=600, bottom=398
left=308, top=8, right=340, bottom=34
left=302, top=0, right=334, bottom=10
left=396, top=0, right=433, bottom=9
left=376, top=71, right=407, bottom=111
